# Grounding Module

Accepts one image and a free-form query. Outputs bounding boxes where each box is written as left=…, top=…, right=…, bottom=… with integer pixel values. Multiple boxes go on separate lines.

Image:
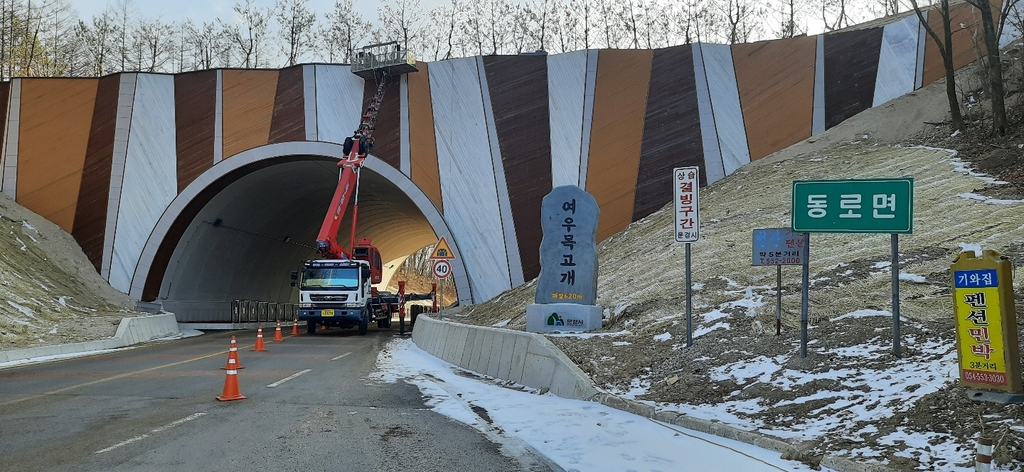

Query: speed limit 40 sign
left=432, top=260, right=452, bottom=279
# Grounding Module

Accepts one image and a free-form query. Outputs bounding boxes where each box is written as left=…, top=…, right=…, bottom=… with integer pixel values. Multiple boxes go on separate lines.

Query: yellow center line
left=0, top=347, right=233, bottom=407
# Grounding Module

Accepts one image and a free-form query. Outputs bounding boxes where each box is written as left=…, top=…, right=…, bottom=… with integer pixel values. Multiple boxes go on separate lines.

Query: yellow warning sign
left=429, top=237, right=455, bottom=260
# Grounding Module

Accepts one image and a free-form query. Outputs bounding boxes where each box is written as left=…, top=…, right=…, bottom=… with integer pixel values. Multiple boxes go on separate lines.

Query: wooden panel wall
left=175, top=70, right=217, bottom=192
left=269, top=66, right=306, bottom=144
left=483, top=55, right=551, bottom=281
left=17, top=79, right=98, bottom=232
left=73, top=75, right=121, bottom=271
left=362, top=78, right=402, bottom=169
left=636, top=45, right=703, bottom=222
left=923, top=2, right=983, bottom=85
left=733, top=36, right=817, bottom=161
left=408, top=62, right=442, bottom=211
left=824, top=28, right=884, bottom=129
left=222, top=70, right=278, bottom=159
left=586, top=49, right=653, bottom=242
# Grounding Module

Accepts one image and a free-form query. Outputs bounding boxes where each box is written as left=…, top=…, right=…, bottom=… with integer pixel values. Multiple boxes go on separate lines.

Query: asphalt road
left=0, top=328, right=553, bottom=472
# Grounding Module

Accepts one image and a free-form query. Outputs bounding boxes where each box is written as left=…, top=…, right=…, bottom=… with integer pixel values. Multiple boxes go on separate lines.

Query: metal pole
left=892, top=233, right=901, bottom=357
left=776, top=264, right=782, bottom=336
left=800, top=234, right=810, bottom=358
left=439, top=280, right=444, bottom=313
left=686, top=242, right=693, bottom=347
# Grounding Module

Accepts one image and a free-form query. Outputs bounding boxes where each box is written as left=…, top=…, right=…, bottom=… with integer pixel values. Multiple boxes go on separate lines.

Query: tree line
left=0, top=0, right=948, bottom=79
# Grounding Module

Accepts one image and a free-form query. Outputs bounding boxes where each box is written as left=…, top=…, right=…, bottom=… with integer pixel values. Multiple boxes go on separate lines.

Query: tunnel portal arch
left=129, top=141, right=471, bottom=320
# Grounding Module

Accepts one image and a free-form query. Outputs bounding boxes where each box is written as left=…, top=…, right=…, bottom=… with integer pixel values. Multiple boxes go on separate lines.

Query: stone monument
left=526, top=185, right=603, bottom=332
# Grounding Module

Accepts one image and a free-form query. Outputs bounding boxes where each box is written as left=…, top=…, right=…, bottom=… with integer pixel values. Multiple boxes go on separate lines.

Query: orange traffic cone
left=291, top=318, right=299, bottom=336
left=252, top=325, right=268, bottom=351
left=273, top=321, right=284, bottom=342
left=215, top=360, right=247, bottom=402
left=220, top=335, right=245, bottom=370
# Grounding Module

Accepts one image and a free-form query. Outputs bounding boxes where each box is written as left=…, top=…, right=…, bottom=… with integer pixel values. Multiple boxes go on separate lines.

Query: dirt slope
left=0, top=193, right=137, bottom=350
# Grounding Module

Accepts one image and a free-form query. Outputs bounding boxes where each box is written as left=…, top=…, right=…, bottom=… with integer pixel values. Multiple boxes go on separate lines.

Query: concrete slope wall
left=0, top=3, right=1005, bottom=316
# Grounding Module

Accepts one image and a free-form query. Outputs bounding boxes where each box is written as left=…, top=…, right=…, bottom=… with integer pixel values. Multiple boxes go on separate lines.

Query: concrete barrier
left=412, top=315, right=599, bottom=400
left=0, top=313, right=180, bottom=365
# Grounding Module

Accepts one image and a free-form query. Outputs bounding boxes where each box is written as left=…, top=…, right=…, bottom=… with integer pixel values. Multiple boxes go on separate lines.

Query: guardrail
left=230, top=300, right=298, bottom=324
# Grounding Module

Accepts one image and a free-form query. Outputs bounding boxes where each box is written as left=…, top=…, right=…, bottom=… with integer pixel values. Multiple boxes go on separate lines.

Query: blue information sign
left=954, top=269, right=998, bottom=288
left=752, top=228, right=807, bottom=266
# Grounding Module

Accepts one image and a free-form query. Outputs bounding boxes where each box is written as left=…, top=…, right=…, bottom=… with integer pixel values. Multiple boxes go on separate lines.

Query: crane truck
left=291, top=42, right=428, bottom=335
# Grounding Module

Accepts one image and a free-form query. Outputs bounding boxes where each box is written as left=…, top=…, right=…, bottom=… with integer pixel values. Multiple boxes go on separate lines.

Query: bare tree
left=778, top=0, right=807, bottom=38
left=321, top=0, right=370, bottom=63
left=425, top=0, right=463, bottom=60
left=377, top=0, right=423, bottom=53
left=185, top=19, right=226, bottom=70
left=77, top=11, right=117, bottom=76
left=275, top=0, right=317, bottom=66
left=723, top=0, right=762, bottom=43
left=910, top=0, right=965, bottom=131
left=223, top=0, right=271, bottom=68
left=131, top=18, right=175, bottom=72
left=110, top=0, right=136, bottom=72
left=597, top=0, right=625, bottom=48
left=961, top=0, right=1021, bottom=135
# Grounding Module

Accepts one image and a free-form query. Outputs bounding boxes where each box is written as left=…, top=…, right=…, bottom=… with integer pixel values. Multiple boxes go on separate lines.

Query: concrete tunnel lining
left=129, top=141, right=472, bottom=321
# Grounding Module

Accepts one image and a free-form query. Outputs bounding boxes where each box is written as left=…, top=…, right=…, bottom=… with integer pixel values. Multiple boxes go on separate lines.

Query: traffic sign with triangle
left=429, top=237, right=455, bottom=260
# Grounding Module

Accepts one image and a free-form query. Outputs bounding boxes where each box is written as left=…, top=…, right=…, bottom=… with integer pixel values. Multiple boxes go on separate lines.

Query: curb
left=0, top=313, right=181, bottom=365
left=412, top=315, right=897, bottom=472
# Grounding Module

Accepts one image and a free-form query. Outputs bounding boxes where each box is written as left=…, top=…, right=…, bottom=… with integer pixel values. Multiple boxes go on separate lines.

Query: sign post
left=429, top=238, right=456, bottom=312
left=792, top=178, right=913, bottom=357
left=752, top=228, right=807, bottom=335
left=674, top=167, right=700, bottom=347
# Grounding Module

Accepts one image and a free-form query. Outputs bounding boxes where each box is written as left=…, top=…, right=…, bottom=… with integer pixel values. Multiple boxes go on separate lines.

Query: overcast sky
left=71, top=0, right=447, bottom=26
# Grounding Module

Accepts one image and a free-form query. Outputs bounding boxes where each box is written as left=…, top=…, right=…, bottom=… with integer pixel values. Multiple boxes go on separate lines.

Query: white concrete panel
left=109, top=75, right=177, bottom=293
left=400, top=73, right=411, bottom=176
left=430, top=57, right=512, bottom=302
left=548, top=50, right=587, bottom=188
left=303, top=65, right=318, bottom=141
left=874, top=15, right=921, bottom=107
left=214, top=70, right=223, bottom=163
left=2, top=79, right=21, bottom=198
left=578, top=50, right=599, bottom=189
left=315, top=64, right=366, bottom=144
left=702, top=43, right=750, bottom=177
left=101, top=74, right=138, bottom=281
left=692, top=43, right=725, bottom=185
left=813, top=35, right=826, bottom=136
left=476, top=57, right=523, bottom=287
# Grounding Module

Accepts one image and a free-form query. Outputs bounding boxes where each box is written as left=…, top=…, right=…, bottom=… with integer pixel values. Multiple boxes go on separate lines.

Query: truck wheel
left=358, top=309, right=369, bottom=335
left=382, top=317, right=392, bottom=329
left=307, top=321, right=316, bottom=334
left=376, top=319, right=386, bottom=329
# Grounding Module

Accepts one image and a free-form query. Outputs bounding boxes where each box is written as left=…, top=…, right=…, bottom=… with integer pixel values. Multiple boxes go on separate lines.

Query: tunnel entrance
left=128, top=142, right=465, bottom=322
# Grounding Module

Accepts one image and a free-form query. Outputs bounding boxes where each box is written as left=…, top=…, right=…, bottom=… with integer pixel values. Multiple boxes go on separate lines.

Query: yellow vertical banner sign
left=951, top=250, right=1023, bottom=393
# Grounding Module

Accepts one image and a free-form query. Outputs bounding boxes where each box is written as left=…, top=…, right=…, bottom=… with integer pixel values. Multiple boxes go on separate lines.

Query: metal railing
left=351, top=41, right=417, bottom=78
left=231, top=300, right=298, bottom=324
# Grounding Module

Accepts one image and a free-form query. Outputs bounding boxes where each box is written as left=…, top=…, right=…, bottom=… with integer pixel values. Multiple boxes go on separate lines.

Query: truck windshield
left=301, top=267, right=359, bottom=290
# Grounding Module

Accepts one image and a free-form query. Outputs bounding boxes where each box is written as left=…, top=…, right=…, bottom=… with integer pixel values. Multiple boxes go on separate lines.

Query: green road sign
left=791, top=178, right=913, bottom=233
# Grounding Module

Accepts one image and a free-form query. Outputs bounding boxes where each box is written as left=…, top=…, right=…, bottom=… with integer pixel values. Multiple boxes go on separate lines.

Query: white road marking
left=267, top=368, right=312, bottom=388
left=95, top=412, right=207, bottom=454
left=331, top=352, right=352, bottom=361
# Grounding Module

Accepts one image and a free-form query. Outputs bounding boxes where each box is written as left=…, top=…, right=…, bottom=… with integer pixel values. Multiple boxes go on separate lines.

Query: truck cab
left=294, top=259, right=373, bottom=335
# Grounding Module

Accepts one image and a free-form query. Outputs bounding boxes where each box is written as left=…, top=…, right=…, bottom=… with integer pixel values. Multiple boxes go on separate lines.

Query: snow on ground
left=374, top=339, right=829, bottom=472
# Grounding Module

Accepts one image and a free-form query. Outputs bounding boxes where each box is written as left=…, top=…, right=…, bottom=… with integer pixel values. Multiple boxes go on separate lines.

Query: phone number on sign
left=963, top=369, right=1007, bottom=386
left=758, top=258, right=802, bottom=265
